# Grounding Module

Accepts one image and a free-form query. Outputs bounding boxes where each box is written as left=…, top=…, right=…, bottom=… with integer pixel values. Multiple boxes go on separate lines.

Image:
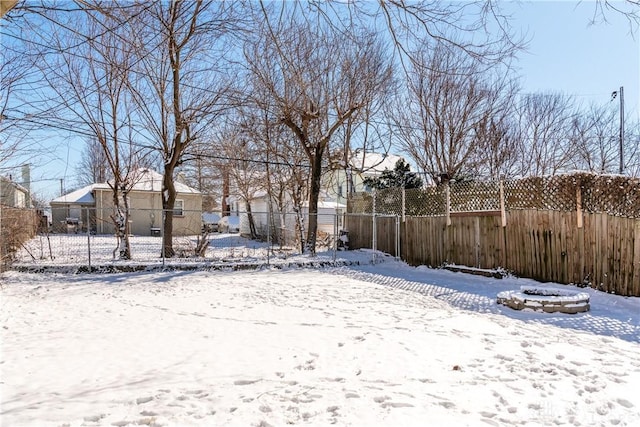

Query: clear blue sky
left=6, top=0, right=640, bottom=201
left=507, top=0, right=639, bottom=117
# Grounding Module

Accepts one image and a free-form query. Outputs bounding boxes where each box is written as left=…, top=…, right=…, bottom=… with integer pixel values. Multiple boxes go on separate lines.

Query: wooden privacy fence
left=346, top=173, right=640, bottom=297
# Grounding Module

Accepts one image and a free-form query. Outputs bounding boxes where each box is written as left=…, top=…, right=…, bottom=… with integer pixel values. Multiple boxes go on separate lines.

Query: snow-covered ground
left=1, top=252, right=639, bottom=427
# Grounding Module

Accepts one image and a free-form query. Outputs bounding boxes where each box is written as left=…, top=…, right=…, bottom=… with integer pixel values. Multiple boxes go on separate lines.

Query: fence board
left=629, top=220, right=640, bottom=296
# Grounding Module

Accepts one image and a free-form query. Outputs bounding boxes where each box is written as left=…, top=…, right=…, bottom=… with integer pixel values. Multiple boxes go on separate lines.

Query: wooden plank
left=474, top=216, right=480, bottom=268
left=576, top=221, right=584, bottom=285
left=620, top=217, right=629, bottom=295
left=633, top=219, right=640, bottom=296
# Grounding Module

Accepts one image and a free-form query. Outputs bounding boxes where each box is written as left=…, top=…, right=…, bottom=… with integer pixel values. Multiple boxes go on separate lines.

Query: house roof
left=0, top=175, right=30, bottom=194
left=124, top=169, right=200, bottom=194
left=350, top=152, right=405, bottom=174
left=50, top=184, right=97, bottom=205
left=50, top=169, right=200, bottom=205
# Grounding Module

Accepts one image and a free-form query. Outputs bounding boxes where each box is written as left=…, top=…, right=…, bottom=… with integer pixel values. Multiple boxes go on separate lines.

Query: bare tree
left=309, top=0, right=524, bottom=71
left=513, top=93, right=576, bottom=177
left=623, top=121, right=640, bottom=177
left=233, top=100, right=311, bottom=250
left=392, top=44, right=515, bottom=184
left=570, top=103, right=621, bottom=173
left=0, top=7, right=55, bottom=174
left=245, top=6, right=393, bottom=253
left=76, top=137, right=112, bottom=186
left=218, top=123, right=264, bottom=239
left=473, top=113, right=521, bottom=180
left=126, top=0, right=241, bottom=257
left=588, top=0, right=640, bottom=32
left=0, top=45, right=25, bottom=170
left=23, top=5, right=148, bottom=259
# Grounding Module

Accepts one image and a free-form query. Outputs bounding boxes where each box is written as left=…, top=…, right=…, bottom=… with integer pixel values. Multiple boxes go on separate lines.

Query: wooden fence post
left=372, top=190, right=377, bottom=263
left=576, top=184, right=583, bottom=229
left=499, top=180, right=507, bottom=227
left=445, top=183, right=451, bottom=226
left=402, top=187, right=406, bottom=223
left=633, top=220, right=640, bottom=296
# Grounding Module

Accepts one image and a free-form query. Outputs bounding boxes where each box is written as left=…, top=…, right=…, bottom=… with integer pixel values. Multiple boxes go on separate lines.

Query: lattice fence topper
left=580, top=174, right=640, bottom=218
left=347, top=173, right=640, bottom=219
left=505, top=173, right=640, bottom=218
left=347, top=192, right=373, bottom=214
left=405, top=186, right=445, bottom=216
left=449, top=180, right=500, bottom=212
left=373, top=187, right=404, bottom=216
left=504, top=175, right=579, bottom=211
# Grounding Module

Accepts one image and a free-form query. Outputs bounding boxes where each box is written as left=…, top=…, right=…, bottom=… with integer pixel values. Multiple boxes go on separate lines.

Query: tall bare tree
left=513, top=92, right=576, bottom=177
left=25, top=5, right=147, bottom=259
left=473, top=113, right=521, bottom=180
left=245, top=6, right=393, bottom=253
left=126, top=0, right=241, bottom=257
left=392, top=44, right=515, bottom=184
left=218, top=122, right=264, bottom=239
left=76, top=137, right=112, bottom=186
left=570, top=103, right=621, bottom=173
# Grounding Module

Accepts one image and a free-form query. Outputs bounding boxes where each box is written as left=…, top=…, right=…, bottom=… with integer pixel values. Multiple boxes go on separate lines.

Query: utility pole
left=60, top=178, right=64, bottom=197
left=618, top=86, right=624, bottom=174
left=611, top=86, right=625, bottom=174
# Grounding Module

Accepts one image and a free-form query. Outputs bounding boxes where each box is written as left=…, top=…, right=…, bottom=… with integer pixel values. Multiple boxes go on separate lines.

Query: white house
left=50, top=169, right=202, bottom=236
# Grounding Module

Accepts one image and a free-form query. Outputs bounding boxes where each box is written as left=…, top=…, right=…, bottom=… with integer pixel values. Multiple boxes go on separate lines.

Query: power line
left=187, top=152, right=312, bottom=170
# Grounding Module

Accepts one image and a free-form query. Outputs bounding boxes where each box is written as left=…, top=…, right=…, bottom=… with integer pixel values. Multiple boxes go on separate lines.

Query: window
left=173, top=199, right=184, bottom=216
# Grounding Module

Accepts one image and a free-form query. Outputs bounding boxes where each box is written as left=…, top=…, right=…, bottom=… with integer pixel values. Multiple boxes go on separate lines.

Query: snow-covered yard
left=1, top=254, right=639, bottom=426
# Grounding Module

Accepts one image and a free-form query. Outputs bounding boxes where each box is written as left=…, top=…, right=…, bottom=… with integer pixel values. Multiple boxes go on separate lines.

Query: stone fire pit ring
left=497, top=286, right=590, bottom=314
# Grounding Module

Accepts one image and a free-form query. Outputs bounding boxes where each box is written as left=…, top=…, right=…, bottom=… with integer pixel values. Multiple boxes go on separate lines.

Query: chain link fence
left=8, top=207, right=349, bottom=270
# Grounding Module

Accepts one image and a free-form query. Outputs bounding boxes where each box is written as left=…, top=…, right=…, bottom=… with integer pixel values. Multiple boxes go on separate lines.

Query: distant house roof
left=50, top=169, right=200, bottom=205
left=349, top=152, right=404, bottom=174
left=0, top=175, right=30, bottom=194
left=50, top=184, right=98, bottom=205
left=124, top=169, right=200, bottom=194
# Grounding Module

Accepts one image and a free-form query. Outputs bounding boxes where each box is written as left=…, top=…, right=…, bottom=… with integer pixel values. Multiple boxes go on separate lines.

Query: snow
left=350, top=152, right=404, bottom=174
left=128, top=169, right=199, bottom=194
left=50, top=184, right=99, bottom=204
left=2, top=252, right=640, bottom=427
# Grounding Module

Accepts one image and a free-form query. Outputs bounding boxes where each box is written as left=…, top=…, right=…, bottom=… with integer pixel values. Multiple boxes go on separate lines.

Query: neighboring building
left=243, top=191, right=346, bottom=238
left=321, top=151, right=407, bottom=207
left=225, top=151, right=405, bottom=239
left=50, top=169, right=202, bottom=236
left=0, top=175, right=30, bottom=208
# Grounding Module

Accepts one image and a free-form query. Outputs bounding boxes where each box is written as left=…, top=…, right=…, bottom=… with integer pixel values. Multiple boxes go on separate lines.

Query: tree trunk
left=246, top=201, right=257, bottom=239
left=162, top=168, right=176, bottom=258
left=111, top=189, right=131, bottom=260
left=305, top=147, right=324, bottom=255
left=222, top=167, right=230, bottom=216
left=294, top=208, right=306, bottom=253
